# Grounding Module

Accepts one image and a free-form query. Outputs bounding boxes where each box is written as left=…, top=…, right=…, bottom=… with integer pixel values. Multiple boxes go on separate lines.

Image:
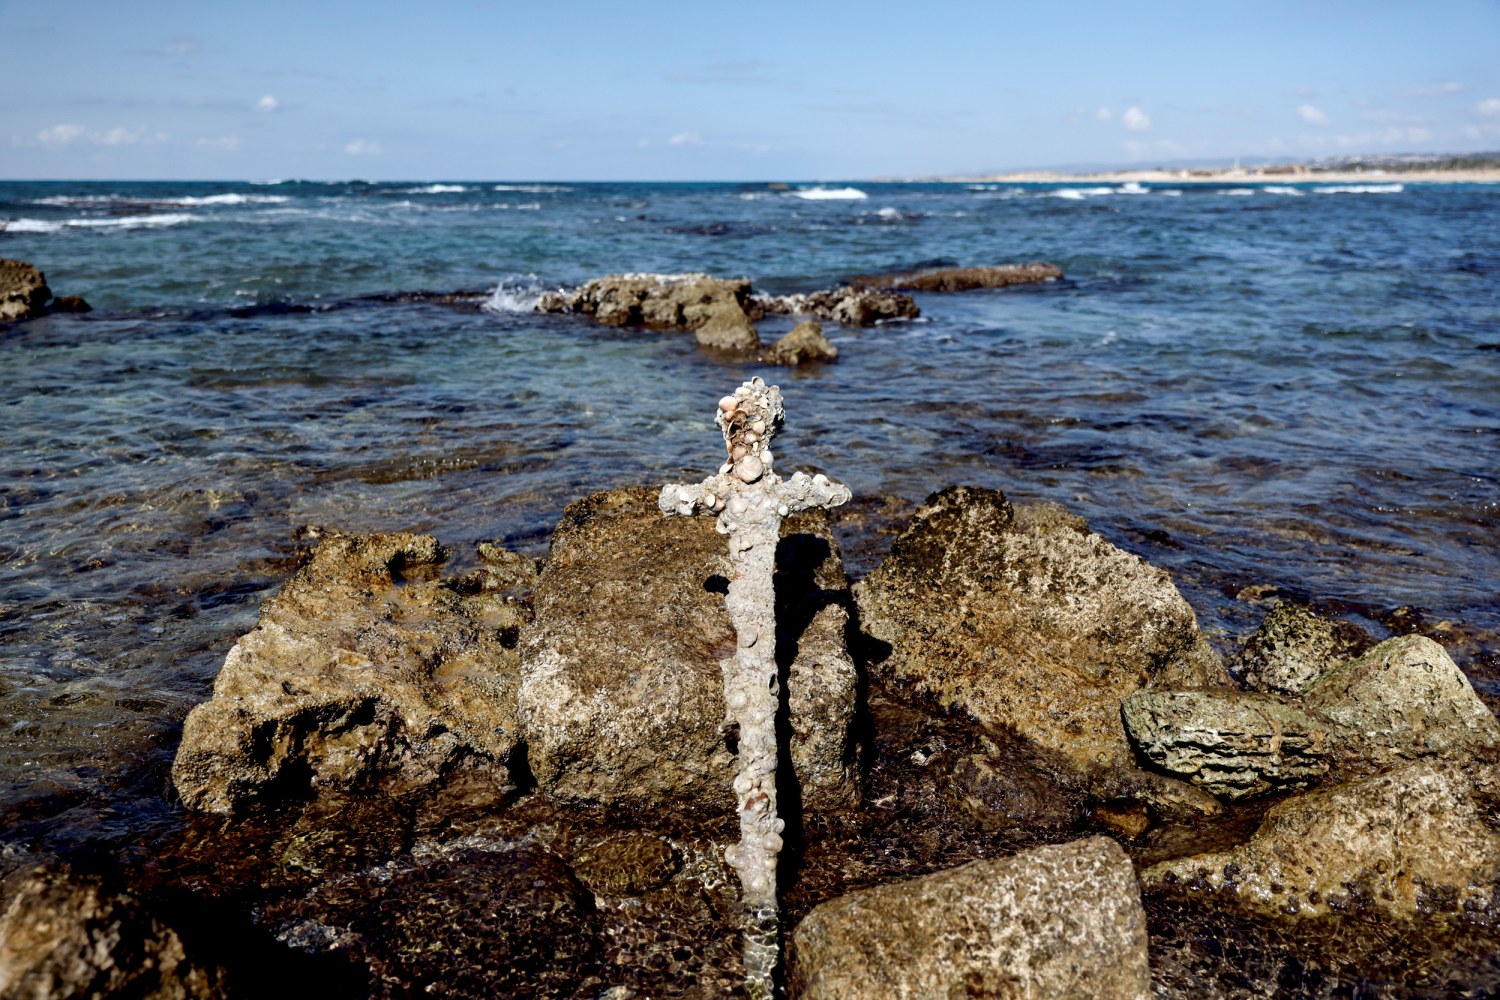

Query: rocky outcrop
left=1238, top=601, right=1366, bottom=696
left=846, top=262, right=1064, bottom=292
left=855, top=486, right=1228, bottom=810
left=0, top=260, right=51, bottom=322
left=789, top=837, right=1151, bottom=1000
left=1143, top=758, right=1500, bottom=925
left=757, top=286, right=920, bottom=327
left=518, top=488, right=859, bottom=814
left=536, top=273, right=761, bottom=350
left=172, top=532, right=527, bottom=814
left=761, top=319, right=838, bottom=365
left=0, top=865, right=226, bottom=999
left=1306, top=634, right=1500, bottom=774
left=1121, top=689, right=1330, bottom=799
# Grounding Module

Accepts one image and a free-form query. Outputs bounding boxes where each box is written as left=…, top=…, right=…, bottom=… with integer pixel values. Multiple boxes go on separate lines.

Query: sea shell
left=735, top=454, right=764, bottom=483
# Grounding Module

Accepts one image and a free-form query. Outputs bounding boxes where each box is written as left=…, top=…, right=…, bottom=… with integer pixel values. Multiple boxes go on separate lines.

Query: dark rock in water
left=757, top=286, right=920, bottom=327
left=762, top=319, right=838, bottom=365
left=261, top=845, right=602, bottom=998
left=570, top=833, right=680, bottom=897
left=788, top=837, right=1151, bottom=1000
left=171, top=531, right=526, bottom=814
left=536, top=273, right=762, bottom=350
left=855, top=486, right=1229, bottom=816
left=846, top=261, right=1064, bottom=292
left=48, top=294, right=92, bottom=314
left=0, top=865, right=227, bottom=998
left=941, top=751, right=1082, bottom=832
left=0, top=259, right=51, bottom=322
left=1143, top=756, right=1500, bottom=927
left=1121, top=689, right=1330, bottom=800
left=518, top=487, right=859, bottom=815
left=1306, top=634, right=1500, bottom=774
left=1238, top=601, right=1366, bottom=696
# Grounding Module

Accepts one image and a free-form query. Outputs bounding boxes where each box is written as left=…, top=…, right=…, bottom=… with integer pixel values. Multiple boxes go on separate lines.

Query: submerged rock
left=536, top=273, right=761, bottom=350
left=172, top=531, right=526, bottom=814
left=846, top=261, right=1064, bottom=292
left=1306, top=634, right=1500, bottom=773
left=570, top=833, right=680, bottom=898
left=756, top=286, right=920, bottom=327
left=519, top=487, right=859, bottom=814
left=855, top=486, right=1227, bottom=811
left=789, top=836, right=1150, bottom=1000
left=1121, top=689, right=1330, bottom=800
left=0, top=865, right=226, bottom=999
left=762, top=319, right=838, bottom=365
left=1238, top=601, right=1366, bottom=696
left=1143, top=757, right=1500, bottom=926
left=0, top=259, right=51, bottom=323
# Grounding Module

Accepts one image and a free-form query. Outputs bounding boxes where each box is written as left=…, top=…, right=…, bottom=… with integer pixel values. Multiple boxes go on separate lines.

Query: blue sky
left=4, top=0, right=1499, bottom=180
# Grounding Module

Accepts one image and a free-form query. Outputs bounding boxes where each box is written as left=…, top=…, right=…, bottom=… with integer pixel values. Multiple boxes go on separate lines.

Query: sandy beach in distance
left=944, top=166, right=1500, bottom=184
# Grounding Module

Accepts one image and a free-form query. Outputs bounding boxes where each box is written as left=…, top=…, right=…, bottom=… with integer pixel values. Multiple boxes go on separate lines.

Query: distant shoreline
left=927, top=166, right=1500, bottom=185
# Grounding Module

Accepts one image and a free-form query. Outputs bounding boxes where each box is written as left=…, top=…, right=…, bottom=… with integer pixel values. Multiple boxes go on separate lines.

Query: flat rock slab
left=846, top=262, right=1063, bottom=292
left=1144, top=758, right=1500, bottom=926
left=789, top=836, right=1151, bottom=1000
left=1121, top=689, right=1330, bottom=800
left=856, top=486, right=1227, bottom=806
left=518, top=487, right=859, bottom=813
left=172, top=532, right=526, bottom=814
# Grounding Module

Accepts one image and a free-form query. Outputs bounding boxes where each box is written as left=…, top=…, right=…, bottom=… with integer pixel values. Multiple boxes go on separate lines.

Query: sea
left=2, top=177, right=1498, bottom=857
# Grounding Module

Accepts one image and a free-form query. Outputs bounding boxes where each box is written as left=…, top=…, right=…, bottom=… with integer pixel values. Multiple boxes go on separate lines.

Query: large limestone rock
left=172, top=532, right=526, bottom=814
left=0, top=866, right=225, bottom=999
left=1306, top=634, right=1500, bottom=773
left=846, top=262, right=1063, bottom=292
left=1144, top=758, right=1500, bottom=925
left=762, top=319, right=838, bottom=366
left=1238, top=601, right=1365, bottom=696
left=0, top=260, right=50, bottom=323
left=518, top=487, right=859, bottom=814
left=536, top=273, right=761, bottom=349
left=1121, top=689, right=1330, bottom=800
left=856, top=486, right=1227, bottom=799
left=789, top=837, right=1151, bottom=1000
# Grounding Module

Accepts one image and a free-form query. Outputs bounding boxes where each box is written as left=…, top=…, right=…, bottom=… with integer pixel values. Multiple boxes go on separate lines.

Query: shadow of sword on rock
left=659, top=376, right=851, bottom=999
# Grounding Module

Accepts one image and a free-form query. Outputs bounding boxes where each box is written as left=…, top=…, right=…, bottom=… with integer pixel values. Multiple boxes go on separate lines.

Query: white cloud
left=668, top=131, right=703, bottom=146
left=196, top=136, right=241, bottom=152
left=345, top=138, right=382, bottom=155
left=256, top=95, right=278, bottom=113
left=1122, top=106, right=1150, bottom=132
left=1095, top=107, right=1113, bottom=122
left=1478, top=97, right=1500, bottom=117
left=1297, top=103, right=1329, bottom=126
left=96, top=127, right=142, bottom=145
left=1398, top=81, right=1464, bottom=98
left=38, top=123, right=88, bottom=147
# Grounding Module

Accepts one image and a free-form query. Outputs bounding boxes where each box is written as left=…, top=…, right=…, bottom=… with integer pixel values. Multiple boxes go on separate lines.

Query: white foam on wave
left=1262, top=186, right=1304, bottom=196
left=493, top=184, right=570, bottom=193
left=1051, top=186, right=1116, bottom=200
left=482, top=276, right=548, bottom=313
left=1159, top=189, right=1183, bottom=197
left=1221, top=188, right=1255, bottom=196
left=2, top=213, right=196, bottom=233
left=32, top=193, right=288, bottom=207
left=1313, top=183, right=1404, bottom=194
left=403, top=184, right=468, bottom=194
left=176, top=193, right=291, bottom=205
left=1116, top=182, right=1149, bottom=194
left=790, top=186, right=868, bottom=200
left=875, top=207, right=902, bottom=219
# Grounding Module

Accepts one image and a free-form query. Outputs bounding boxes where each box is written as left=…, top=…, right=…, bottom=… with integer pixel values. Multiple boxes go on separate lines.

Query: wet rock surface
left=536, top=273, right=762, bottom=349
left=789, top=836, right=1151, bottom=1000
left=1238, top=601, right=1368, bottom=696
left=1122, top=689, right=1330, bottom=800
left=855, top=486, right=1228, bottom=809
left=571, top=833, right=681, bottom=898
left=846, top=261, right=1064, bottom=292
left=762, top=319, right=838, bottom=365
left=0, top=259, right=51, bottom=323
left=171, top=531, right=526, bottom=814
left=757, top=286, right=920, bottom=326
left=519, top=487, right=859, bottom=814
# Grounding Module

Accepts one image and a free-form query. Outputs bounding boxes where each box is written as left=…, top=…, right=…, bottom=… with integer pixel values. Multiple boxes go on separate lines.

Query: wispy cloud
left=35, top=123, right=148, bottom=147
left=165, top=35, right=202, bottom=56
left=345, top=138, right=382, bottom=155
left=1478, top=97, right=1500, bottom=117
left=1122, top=106, right=1151, bottom=132
left=668, top=131, right=703, bottom=146
left=1297, top=103, right=1329, bottom=126
left=196, top=135, right=241, bottom=152
left=1397, top=81, right=1464, bottom=98
left=1095, top=107, right=1113, bottom=122
left=668, top=60, right=776, bottom=86
left=255, top=95, right=278, bottom=113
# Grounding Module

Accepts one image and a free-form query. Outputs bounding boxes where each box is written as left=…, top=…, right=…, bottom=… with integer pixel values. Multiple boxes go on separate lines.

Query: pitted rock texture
left=855, top=486, right=1228, bottom=802
left=172, top=532, right=525, bottom=814
left=1143, top=757, right=1500, bottom=925
left=518, top=487, right=859, bottom=814
left=762, top=319, right=838, bottom=365
left=535, top=273, right=761, bottom=349
left=1238, top=601, right=1367, bottom=696
left=846, top=261, right=1064, bottom=292
left=1306, top=634, right=1500, bottom=774
left=0, top=259, right=51, bottom=323
left=756, top=287, right=920, bottom=326
left=1121, top=689, right=1330, bottom=800
left=0, top=865, right=225, bottom=999
left=789, top=837, right=1151, bottom=1000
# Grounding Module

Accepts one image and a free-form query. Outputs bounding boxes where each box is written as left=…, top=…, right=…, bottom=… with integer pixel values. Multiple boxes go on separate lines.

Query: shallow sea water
left=2, top=178, right=1499, bottom=994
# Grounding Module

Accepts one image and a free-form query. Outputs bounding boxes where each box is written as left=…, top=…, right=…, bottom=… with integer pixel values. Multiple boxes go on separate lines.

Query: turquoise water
left=2, top=178, right=1498, bottom=822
